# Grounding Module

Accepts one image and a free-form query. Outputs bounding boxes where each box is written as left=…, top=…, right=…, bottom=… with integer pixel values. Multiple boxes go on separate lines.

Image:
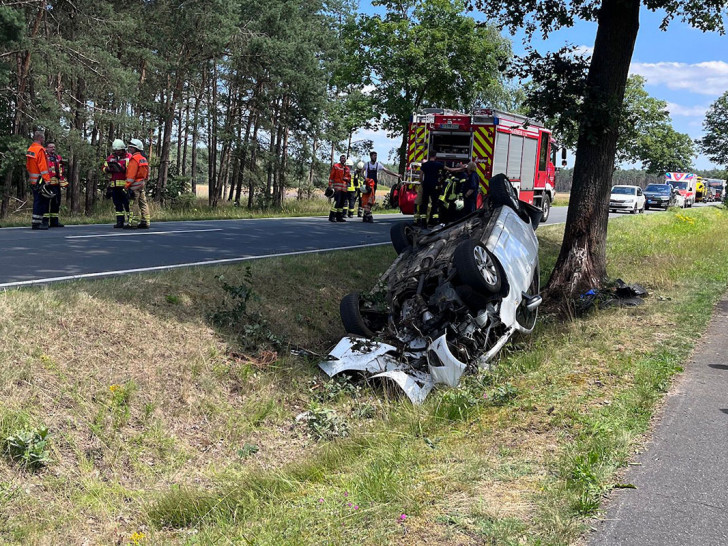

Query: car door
left=636, top=187, right=645, bottom=209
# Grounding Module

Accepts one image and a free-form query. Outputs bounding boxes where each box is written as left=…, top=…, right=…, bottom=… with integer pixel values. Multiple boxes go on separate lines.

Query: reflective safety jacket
left=103, top=152, right=132, bottom=187
left=46, top=152, right=67, bottom=187
left=26, top=142, right=50, bottom=186
left=348, top=172, right=363, bottom=192
left=125, top=152, right=149, bottom=190
left=328, top=162, right=349, bottom=192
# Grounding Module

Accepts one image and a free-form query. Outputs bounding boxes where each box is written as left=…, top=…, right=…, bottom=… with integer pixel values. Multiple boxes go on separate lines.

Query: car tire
left=390, top=221, right=415, bottom=254
left=540, top=195, right=551, bottom=222
left=454, top=240, right=502, bottom=294
left=630, top=204, right=637, bottom=214
left=488, top=173, right=520, bottom=212
left=516, top=264, right=540, bottom=331
left=645, top=204, right=650, bottom=210
left=340, top=292, right=376, bottom=339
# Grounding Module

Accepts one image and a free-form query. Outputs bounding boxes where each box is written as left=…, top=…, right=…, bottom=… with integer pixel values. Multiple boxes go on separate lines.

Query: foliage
left=699, top=91, right=728, bottom=167
left=351, top=0, right=512, bottom=171
left=301, top=403, right=350, bottom=441
left=3, top=427, right=51, bottom=471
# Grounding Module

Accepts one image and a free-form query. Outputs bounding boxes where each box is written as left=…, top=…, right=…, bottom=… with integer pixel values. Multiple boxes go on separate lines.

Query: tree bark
left=545, top=0, right=641, bottom=301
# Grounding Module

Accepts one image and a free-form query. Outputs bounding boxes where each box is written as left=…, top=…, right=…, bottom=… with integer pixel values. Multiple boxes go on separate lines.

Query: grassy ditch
left=1, top=206, right=728, bottom=544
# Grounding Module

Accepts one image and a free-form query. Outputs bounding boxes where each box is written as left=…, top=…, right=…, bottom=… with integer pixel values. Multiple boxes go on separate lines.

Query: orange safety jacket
left=328, top=163, right=349, bottom=192
left=125, top=152, right=149, bottom=190
left=46, top=152, right=67, bottom=187
left=104, top=152, right=132, bottom=187
left=26, top=142, right=50, bottom=186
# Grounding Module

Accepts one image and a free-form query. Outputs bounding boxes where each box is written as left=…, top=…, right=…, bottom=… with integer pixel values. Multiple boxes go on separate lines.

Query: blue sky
left=354, top=3, right=728, bottom=170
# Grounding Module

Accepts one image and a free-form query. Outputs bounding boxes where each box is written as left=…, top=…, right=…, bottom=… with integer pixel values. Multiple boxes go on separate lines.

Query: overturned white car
left=320, top=174, right=543, bottom=403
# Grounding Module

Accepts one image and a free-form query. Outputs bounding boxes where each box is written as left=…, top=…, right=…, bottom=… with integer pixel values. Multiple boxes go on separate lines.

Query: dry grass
left=1, top=207, right=728, bottom=544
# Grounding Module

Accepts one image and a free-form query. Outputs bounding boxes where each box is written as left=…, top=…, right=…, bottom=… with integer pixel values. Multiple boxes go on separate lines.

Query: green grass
left=1, top=206, right=728, bottom=543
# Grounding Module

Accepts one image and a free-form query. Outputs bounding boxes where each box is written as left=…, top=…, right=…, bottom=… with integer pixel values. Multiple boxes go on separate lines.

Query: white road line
left=66, top=228, right=223, bottom=239
left=0, top=242, right=391, bottom=289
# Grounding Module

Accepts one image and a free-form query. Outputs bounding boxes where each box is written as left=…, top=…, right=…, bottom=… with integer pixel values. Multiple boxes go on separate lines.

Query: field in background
left=1, top=207, right=728, bottom=543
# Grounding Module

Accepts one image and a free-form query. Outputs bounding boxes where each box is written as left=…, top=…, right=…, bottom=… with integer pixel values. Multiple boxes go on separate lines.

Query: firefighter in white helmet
left=125, top=138, right=150, bottom=229
left=103, top=139, right=133, bottom=228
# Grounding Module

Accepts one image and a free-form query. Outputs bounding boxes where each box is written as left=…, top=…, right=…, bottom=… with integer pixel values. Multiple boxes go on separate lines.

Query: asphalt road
left=590, top=296, right=728, bottom=546
left=0, top=204, right=708, bottom=288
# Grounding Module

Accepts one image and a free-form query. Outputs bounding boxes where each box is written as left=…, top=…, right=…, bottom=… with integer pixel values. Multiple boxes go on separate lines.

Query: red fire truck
left=401, top=108, right=557, bottom=221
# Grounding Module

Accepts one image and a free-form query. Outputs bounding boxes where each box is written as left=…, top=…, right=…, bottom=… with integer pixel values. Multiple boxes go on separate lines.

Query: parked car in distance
left=644, top=183, right=684, bottom=210
left=610, top=185, right=645, bottom=214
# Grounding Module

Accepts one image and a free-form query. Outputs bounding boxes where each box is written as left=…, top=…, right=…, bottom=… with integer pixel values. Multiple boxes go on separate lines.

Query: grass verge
left=1, top=206, right=727, bottom=544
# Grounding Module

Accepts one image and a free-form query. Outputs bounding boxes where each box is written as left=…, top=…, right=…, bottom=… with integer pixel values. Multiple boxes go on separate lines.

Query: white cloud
left=630, top=61, right=728, bottom=96
left=573, top=45, right=593, bottom=57
left=665, top=102, right=708, bottom=118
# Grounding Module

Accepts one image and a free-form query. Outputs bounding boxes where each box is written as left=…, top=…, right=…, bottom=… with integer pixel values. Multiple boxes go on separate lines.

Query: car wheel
left=390, top=221, right=415, bottom=255
left=540, top=195, right=551, bottom=222
left=630, top=204, right=637, bottom=214
left=516, top=264, right=540, bottom=331
left=645, top=204, right=650, bottom=210
left=640, top=204, right=645, bottom=213
left=488, top=173, right=520, bottom=212
left=340, top=292, right=375, bottom=338
left=454, top=240, right=502, bottom=294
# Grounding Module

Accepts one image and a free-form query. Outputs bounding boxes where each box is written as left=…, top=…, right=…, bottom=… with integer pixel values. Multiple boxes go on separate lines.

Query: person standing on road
left=363, top=150, right=401, bottom=201
left=328, top=154, right=349, bottom=222
left=345, top=159, right=363, bottom=218
left=45, top=142, right=67, bottom=227
left=26, top=130, right=52, bottom=230
left=462, top=162, right=479, bottom=214
left=125, top=139, right=150, bottom=229
left=417, top=150, right=461, bottom=227
left=360, top=175, right=376, bottom=223
left=103, top=139, right=132, bottom=229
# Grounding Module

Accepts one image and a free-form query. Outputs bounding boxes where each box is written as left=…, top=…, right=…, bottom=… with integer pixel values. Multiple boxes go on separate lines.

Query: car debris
left=578, top=279, right=650, bottom=313
left=319, top=174, right=543, bottom=403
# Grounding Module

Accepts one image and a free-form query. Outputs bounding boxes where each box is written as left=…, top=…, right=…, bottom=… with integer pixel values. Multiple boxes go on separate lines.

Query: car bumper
left=609, top=202, right=636, bottom=210
left=645, top=198, right=669, bottom=206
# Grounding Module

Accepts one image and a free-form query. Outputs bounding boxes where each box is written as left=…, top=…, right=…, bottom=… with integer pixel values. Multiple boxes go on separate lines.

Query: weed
left=301, top=403, right=350, bottom=441
left=433, top=388, right=482, bottom=421
left=489, top=383, right=519, bottom=406
left=353, top=402, right=377, bottom=419
left=237, top=443, right=260, bottom=459
left=3, top=427, right=51, bottom=470
left=165, top=294, right=180, bottom=304
left=308, top=375, right=361, bottom=403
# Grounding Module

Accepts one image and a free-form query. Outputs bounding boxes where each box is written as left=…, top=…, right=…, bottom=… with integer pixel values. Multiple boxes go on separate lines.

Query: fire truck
left=400, top=108, right=557, bottom=220
left=665, top=172, right=696, bottom=207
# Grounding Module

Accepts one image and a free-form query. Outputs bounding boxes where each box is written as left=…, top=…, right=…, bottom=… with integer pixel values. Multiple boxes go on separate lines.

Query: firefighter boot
left=41, top=217, right=50, bottom=230
left=137, top=222, right=150, bottom=229
left=357, top=208, right=363, bottom=217
left=336, top=211, right=346, bottom=222
left=328, top=211, right=336, bottom=222
left=50, top=218, right=64, bottom=228
left=114, top=216, right=125, bottom=229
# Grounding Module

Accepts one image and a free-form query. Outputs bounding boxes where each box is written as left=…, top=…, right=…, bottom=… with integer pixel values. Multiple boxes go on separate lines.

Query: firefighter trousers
left=45, top=185, right=62, bottom=225
left=330, top=190, right=347, bottom=216
left=345, top=190, right=359, bottom=217
left=418, top=185, right=441, bottom=224
left=112, top=187, right=130, bottom=225
left=31, top=186, right=49, bottom=227
left=130, top=186, right=150, bottom=224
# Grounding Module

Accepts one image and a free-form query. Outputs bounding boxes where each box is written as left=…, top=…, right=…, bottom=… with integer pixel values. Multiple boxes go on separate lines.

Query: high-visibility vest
left=348, top=172, right=363, bottom=192
left=328, top=163, right=348, bottom=192
left=46, top=153, right=67, bottom=187
left=125, top=152, right=149, bottom=190
left=26, top=142, right=50, bottom=186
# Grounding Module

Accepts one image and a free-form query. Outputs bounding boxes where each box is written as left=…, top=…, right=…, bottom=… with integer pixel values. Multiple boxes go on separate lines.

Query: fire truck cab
left=402, top=108, right=557, bottom=221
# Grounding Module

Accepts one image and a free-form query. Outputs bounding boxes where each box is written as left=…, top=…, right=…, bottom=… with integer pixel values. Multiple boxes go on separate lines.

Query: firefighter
left=361, top=175, right=376, bottom=223
left=125, top=139, right=151, bottom=229
left=103, top=139, right=132, bottom=229
left=45, top=142, right=67, bottom=227
left=328, top=154, right=349, bottom=222
left=346, top=160, right=364, bottom=218
left=418, top=150, right=462, bottom=227
left=462, top=162, right=479, bottom=214
left=26, top=130, right=53, bottom=230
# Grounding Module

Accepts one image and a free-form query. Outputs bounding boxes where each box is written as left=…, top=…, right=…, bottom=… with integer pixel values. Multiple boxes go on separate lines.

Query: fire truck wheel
left=540, top=195, right=551, bottom=222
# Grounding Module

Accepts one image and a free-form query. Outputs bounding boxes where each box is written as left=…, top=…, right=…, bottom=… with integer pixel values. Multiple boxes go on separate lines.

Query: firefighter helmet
left=38, top=182, right=55, bottom=199
left=112, top=139, right=126, bottom=151
left=128, top=138, right=144, bottom=151
left=345, top=158, right=354, bottom=167
left=324, top=187, right=334, bottom=198
left=356, top=161, right=364, bottom=170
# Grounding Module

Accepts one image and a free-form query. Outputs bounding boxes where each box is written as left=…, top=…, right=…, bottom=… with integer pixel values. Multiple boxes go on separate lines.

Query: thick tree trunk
left=545, top=0, right=640, bottom=301
left=247, top=115, right=260, bottom=209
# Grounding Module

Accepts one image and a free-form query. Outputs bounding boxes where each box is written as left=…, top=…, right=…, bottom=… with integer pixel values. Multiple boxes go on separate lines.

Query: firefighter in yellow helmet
left=345, top=159, right=363, bottom=218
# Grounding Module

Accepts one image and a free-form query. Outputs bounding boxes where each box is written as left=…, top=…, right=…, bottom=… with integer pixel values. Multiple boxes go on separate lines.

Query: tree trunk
left=545, top=0, right=640, bottom=301
left=247, top=114, right=260, bottom=209
left=190, top=86, right=202, bottom=195
left=182, top=97, right=190, bottom=177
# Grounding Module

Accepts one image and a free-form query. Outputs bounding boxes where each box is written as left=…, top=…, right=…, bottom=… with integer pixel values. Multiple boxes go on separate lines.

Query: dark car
left=644, top=183, right=679, bottom=210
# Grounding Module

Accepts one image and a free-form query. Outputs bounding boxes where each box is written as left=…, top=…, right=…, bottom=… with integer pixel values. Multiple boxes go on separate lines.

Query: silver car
left=320, top=175, right=542, bottom=403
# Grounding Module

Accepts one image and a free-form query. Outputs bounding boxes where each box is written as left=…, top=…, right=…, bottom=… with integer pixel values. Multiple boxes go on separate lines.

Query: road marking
left=0, top=242, right=391, bottom=289
left=65, top=228, right=223, bottom=239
